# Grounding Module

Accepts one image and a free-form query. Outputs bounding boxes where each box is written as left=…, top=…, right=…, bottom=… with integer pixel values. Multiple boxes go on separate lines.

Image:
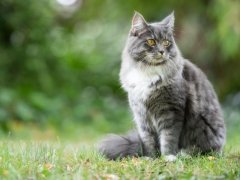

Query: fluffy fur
left=98, top=12, right=226, bottom=161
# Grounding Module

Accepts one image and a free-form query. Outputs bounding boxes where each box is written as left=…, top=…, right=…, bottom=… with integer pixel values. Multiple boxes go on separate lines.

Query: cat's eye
left=146, top=39, right=156, bottom=46
left=162, top=40, right=171, bottom=47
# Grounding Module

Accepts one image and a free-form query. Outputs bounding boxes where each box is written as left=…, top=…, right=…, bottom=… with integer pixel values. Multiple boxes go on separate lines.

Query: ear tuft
left=161, top=11, right=175, bottom=30
left=132, top=11, right=146, bottom=28
left=131, top=11, right=148, bottom=35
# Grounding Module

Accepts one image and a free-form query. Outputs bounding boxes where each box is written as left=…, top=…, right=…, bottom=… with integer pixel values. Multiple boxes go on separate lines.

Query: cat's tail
left=98, top=130, right=143, bottom=160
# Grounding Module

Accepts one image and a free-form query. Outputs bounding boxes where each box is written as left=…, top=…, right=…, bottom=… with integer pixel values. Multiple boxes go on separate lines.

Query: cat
left=98, top=11, right=226, bottom=161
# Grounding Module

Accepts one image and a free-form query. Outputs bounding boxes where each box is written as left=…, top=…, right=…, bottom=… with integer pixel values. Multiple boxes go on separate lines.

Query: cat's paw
left=163, top=155, right=177, bottom=162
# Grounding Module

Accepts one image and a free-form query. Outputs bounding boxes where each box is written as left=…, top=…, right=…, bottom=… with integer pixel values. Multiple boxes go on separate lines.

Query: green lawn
left=0, top=108, right=239, bottom=179
left=0, top=139, right=239, bottom=179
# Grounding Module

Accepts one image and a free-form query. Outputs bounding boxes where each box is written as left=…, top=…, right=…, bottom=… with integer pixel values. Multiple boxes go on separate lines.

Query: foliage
left=0, top=0, right=240, bottom=130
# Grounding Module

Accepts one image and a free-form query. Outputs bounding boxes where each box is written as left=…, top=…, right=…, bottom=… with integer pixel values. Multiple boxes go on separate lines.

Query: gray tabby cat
left=98, top=12, right=226, bottom=161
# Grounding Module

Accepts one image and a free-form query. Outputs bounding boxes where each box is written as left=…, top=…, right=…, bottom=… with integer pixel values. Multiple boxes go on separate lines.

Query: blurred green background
left=0, top=0, right=239, bottom=141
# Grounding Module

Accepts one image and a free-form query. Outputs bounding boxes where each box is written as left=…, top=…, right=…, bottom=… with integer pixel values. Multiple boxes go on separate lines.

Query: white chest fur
left=120, top=64, right=163, bottom=101
left=119, top=50, right=182, bottom=101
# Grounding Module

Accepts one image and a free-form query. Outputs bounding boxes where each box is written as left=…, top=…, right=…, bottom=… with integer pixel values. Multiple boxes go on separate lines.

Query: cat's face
left=127, top=12, right=178, bottom=66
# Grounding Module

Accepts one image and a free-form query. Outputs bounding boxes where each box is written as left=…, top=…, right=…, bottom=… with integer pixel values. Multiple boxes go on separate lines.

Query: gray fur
left=98, top=130, right=143, bottom=160
left=98, top=12, right=226, bottom=160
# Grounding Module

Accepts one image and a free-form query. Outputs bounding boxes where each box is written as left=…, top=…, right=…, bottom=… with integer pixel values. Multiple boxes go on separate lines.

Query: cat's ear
left=131, top=11, right=148, bottom=36
left=160, top=11, right=175, bottom=31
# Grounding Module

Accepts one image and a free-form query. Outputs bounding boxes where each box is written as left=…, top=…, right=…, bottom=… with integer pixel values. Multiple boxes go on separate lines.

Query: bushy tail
left=98, top=130, right=143, bottom=160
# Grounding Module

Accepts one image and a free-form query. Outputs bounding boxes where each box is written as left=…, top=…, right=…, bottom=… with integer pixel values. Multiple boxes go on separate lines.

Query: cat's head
left=125, top=12, right=180, bottom=67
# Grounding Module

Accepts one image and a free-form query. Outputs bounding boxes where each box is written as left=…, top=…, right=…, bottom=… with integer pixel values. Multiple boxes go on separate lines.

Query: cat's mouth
left=152, top=59, right=166, bottom=66
left=142, top=58, right=166, bottom=66
left=155, top=57, right=166, bottom=63
left=150, top=56, right=167, bottom=65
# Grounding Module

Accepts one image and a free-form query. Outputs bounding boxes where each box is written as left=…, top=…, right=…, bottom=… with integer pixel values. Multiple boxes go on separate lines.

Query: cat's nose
left=159, top=50, right=164, bottom=55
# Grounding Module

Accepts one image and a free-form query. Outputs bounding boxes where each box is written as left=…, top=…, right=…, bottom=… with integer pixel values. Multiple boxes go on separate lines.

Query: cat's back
left=180, top=59, right=225, bottom=151
left=182, top=59, right=208, bottom=84
left=182, top=59, right=217, bottom=98
left=182, top=59, right=223, bottom=118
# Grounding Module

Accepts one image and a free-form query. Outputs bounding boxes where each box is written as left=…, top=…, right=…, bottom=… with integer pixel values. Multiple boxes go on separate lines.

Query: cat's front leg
left=160, top=123, right=182, bottom=161
left=130, top=98, right=157, bottom=157
left=138, top=126, right=157, bottom=157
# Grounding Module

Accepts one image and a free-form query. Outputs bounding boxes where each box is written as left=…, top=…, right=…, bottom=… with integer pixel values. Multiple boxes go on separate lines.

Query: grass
left=0, top=108, right=239, bottom=179
left=0, top=139, right=239, bottom=179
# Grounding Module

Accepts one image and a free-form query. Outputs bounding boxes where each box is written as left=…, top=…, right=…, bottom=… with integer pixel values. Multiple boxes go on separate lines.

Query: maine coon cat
left=99, top=12, right=226, bottom=161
